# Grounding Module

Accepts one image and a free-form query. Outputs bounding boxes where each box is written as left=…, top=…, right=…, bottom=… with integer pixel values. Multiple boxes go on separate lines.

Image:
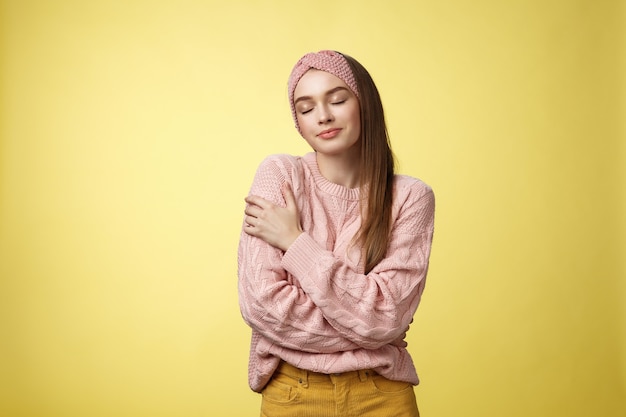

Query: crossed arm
left=238, top=159, right=434, bottom=353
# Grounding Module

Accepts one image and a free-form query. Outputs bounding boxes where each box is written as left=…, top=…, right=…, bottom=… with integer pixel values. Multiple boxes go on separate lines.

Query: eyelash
left=299, top=100, right=346, bottom=115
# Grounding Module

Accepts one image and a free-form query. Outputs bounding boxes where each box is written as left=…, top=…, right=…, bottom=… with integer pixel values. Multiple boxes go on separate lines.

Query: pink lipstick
left=318, top=128, right=342, bottom=139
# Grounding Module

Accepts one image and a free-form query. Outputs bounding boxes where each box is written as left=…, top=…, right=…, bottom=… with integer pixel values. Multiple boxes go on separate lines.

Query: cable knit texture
left=288, top=50, right=359, bottom=133
left=238, top=153, right=435, bottom=392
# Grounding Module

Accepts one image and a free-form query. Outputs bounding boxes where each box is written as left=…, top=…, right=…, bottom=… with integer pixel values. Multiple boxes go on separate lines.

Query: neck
left=315, top=151, right=361, bottom=189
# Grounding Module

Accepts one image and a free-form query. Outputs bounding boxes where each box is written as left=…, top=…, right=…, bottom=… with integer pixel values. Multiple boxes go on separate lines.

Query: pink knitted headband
left=288, top=50, right=359, bottom=133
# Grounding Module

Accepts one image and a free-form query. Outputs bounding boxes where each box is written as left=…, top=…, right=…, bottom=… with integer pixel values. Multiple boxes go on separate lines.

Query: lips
left=318, top=128, right=342, bottom=139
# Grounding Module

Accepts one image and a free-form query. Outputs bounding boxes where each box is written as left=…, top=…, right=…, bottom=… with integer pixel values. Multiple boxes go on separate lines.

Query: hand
left=390, top=319, right=412, bottom=348
left=244, top=183, right=303, bottom=252
left=390, top=328, right=409, bottom=348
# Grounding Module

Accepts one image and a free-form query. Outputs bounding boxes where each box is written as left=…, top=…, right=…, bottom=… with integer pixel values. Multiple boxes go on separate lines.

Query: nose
left=318, top=105, right=334, bottom=124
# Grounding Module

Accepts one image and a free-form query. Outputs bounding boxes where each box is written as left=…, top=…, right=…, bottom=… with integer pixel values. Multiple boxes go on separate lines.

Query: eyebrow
left=294, top=86, right=350, bottom=105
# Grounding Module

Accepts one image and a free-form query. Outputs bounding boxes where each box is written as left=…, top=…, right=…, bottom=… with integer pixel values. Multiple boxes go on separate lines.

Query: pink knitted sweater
left=238, top=152, right=435, bottom=392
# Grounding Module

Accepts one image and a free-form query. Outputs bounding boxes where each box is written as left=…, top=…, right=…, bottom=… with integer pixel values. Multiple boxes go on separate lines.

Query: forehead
left=293, top=69, right=351, bottom=98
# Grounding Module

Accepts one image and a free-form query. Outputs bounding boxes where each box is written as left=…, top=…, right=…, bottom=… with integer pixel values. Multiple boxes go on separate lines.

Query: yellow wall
left=0, top=1, right=623, bottom=416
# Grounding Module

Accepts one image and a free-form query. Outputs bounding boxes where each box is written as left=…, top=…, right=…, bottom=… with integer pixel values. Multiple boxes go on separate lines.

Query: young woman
left=238, top=50, right=435, bottom=417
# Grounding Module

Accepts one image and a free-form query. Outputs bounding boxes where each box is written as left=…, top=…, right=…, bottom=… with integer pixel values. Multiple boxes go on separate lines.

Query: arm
left=281, top=184, right=435, bottom=350
left=238, top=156, right=361, bottom=353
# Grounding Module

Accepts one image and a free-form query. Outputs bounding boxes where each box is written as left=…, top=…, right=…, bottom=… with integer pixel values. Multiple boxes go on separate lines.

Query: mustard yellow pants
left=260, top=361, right=420, bottom=417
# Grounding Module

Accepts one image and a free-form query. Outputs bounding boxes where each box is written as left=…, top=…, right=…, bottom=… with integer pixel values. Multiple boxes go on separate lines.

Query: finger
left=244, top=204, right=262, bottom=218
left=243, top=221, right=258, bottom=235
left=245, top=195, right=271, bottom=209
left=282, top=183, right=296, bottom=209
left=244, top=215, right=256, bottom=227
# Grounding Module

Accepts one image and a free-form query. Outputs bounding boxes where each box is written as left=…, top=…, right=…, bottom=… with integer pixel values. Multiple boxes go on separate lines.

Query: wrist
left=282, top=230, right=302, bottom=252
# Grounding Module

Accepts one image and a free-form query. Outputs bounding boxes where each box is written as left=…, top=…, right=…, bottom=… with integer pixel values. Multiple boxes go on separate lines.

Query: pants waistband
left=275, top=361, right=377, bottom=387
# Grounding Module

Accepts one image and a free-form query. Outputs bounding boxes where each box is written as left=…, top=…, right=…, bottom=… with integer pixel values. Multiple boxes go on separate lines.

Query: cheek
left=345, top=102, right=361, bottom=125
left=297, top=116, right=316, bottom=136
left=349, top=107, right=361, bottom=129
left=349, top=107, right=361, bottom=139
left=296, top=114, right=307, bottom=129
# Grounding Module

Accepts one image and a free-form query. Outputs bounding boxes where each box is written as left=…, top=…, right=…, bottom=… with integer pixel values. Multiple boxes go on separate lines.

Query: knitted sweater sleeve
left=238, top=155, right=361, bottom=353
left=281, top=179, right=435, bottom=350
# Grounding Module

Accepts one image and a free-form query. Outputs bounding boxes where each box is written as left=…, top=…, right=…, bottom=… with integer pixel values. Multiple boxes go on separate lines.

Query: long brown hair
left=342, top=53, right=395, bottom=274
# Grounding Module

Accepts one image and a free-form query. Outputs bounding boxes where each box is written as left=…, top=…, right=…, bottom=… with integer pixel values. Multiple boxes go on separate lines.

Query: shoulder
left=258, top=153, right=303, bottom=166
left=253, top=154, right=306, bottom=182
left=393, top=175, right=434, bottom=204
left=249, top=154, right=308, bottom=202
left=256, top=153, right=303, bottom=171
left=392, top=175, right=435, bottom=233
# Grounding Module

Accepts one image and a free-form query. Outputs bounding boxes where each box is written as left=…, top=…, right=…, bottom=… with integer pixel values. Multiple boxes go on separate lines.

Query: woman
left=238, top=50, right=435, bottom=417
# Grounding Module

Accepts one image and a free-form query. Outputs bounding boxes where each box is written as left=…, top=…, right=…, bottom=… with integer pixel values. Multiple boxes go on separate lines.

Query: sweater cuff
left=281, top=233, right=326, bottom=280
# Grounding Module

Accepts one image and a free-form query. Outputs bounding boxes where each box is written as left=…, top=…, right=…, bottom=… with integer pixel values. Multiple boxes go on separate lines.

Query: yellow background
left=1, top=0, right=624, bottom=416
